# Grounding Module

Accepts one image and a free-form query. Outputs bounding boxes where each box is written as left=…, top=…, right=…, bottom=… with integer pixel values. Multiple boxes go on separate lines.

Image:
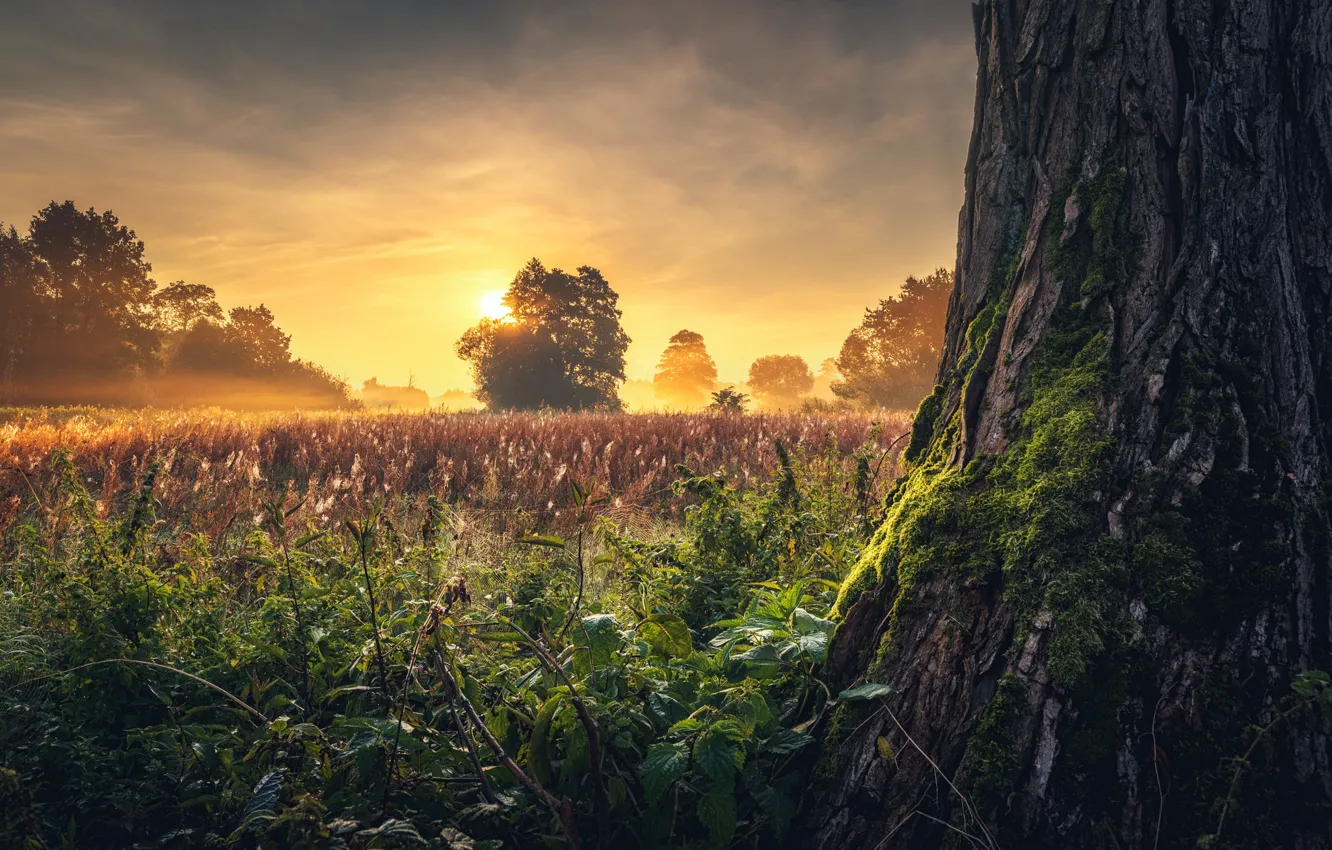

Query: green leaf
left=515, top=534, right=566, bottom=548
left=293, top=531, right=326, bottom=549
left=876, top=735, right=895, bottom=759
left=570, top=479, right=589, bottom=509
left=648, top=692, right=689, bottom=726
left=793, top=630, right=829, bottom=662
left=640, top=741, right=689, bottom=803
left=734, top=643, right=782, bottom=678
left=765, top=727, right=814, bottom=756
left=470, top=630, right=525, bottom=643
left=837, top=682, right=895, bottom=702
left=638, top=613, right=693, bottom=658
left=792, top=608, right=835, bottom=635
left=228, top=768, right=285, bottom=839
left=528, top=694, right=565, bottom=788
left=693, top=723, right=743, bottom=789
left=696, top=789, right=738, bottom=847
left=355, top=818, right=426, bottom=845
left=574, top=614, right=621, bottom=673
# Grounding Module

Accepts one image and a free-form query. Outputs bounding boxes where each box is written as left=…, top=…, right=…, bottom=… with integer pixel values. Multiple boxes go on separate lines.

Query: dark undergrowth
left=0, top=436, right=892, bottom=849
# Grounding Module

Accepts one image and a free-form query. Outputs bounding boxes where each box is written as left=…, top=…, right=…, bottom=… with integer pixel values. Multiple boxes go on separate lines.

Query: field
left=0, top=408, right=910, bottom=849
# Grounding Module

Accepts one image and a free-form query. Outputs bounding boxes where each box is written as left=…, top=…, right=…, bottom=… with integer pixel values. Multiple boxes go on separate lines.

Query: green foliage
left=903, top=384, right=945, bottom=465
left=709, top=387, right=750, bottom=413
left=0, top=432, right=878, bottom=848
left=954, top=674, right=1025, bottom=815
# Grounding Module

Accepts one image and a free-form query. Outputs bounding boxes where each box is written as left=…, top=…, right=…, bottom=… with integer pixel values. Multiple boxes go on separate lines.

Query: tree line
left=0, top=199, right=951, bottom=413
left=0, top=202, right=351, bottom=409
left=458, top=261, right=951, bottom=413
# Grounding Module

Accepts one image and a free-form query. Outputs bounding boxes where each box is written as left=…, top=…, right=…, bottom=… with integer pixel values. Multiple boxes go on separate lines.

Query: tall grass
left=0, top=408, right=910, bottom=546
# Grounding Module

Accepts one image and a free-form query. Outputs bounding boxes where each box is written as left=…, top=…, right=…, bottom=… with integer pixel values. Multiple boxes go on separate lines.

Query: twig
left=348, top=518, right=390, bottom=696
left=504, top=617, right=611, bottom=846
left=1150, top=681, right=1175, bottom=850
left=880, top=701, right=999, bottom=849
left=430, top=649, right=580, bottom=848
left=1210, top=695, right=1315, bottom=843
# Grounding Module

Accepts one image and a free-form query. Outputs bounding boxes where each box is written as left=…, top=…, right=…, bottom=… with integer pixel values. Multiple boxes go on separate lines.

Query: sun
left=478, top=290, right=511, bottom=320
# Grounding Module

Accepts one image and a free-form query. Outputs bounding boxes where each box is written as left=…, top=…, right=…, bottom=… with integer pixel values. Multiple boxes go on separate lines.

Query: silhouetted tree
left=15, top=202, right=161, bottom=402
left=0, top=200, right=350, bottom=410
left=457, top=259, right=630, bottom=410
left=153, top=281, right=223, bottom=335
left=225, top=305, right=292, bottom=371
left=653, top=329, right=718, bottom=409
left=0, top=225, right=38, bottom=400
left=709, top=387, right=749, bottom=414
left=832, top=268, right=951, bottom=409
left=747, top=354, right=813, bottom=409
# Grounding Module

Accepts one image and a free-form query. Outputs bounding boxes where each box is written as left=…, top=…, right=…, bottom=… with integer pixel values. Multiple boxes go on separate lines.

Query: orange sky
left=0, top=1, right=976, bottom=395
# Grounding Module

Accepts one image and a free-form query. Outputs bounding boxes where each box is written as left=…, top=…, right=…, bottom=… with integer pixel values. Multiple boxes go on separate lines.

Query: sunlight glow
left=478, top=290, right=511, bottom=320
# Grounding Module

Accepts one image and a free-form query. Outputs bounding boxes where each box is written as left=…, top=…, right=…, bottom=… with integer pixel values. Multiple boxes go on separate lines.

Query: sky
left=0, top=0, right=977, bottom=395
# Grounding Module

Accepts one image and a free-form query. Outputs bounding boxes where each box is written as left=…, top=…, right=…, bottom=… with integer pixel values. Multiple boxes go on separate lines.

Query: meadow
left=0, top=408, right=910, bottom=849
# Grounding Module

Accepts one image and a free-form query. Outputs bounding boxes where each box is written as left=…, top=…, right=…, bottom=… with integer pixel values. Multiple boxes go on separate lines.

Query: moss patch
left=834, top=166, right=1130, bottom=690
left=834, top=310, right=1120, bottom=688
left=954, top=674, right=1026, bottom=814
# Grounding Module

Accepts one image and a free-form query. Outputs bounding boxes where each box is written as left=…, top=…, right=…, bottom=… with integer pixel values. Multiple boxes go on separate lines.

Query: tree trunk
left=801, top=1, right=1332, bottom=848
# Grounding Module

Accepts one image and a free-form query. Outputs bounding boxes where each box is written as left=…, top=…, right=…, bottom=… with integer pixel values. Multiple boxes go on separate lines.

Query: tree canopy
left=653, top=329, right=718, bottom=410
left=0, top=201, right=350, bottom=409
left=747, top=354, right=814, bottom=409
left=457, top=259, right=630, bottom=410
left=832, top=268, right=951, bottom=409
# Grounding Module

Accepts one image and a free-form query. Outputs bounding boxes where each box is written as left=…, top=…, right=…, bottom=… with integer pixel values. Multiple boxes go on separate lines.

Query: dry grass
left=1, top=407, right=911, bottom=546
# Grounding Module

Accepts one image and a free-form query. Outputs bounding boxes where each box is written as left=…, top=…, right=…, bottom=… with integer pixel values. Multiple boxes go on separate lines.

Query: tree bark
left=801, top=1, right=1332, bottom=848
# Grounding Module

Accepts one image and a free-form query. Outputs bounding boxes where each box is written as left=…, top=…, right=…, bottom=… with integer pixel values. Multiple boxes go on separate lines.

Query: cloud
left=0, top=0, right=976, bottom=393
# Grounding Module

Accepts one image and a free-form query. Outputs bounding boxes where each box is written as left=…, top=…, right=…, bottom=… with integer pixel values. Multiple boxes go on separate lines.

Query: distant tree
left=832, top=268, right=951, bottom=409
left=225, top=305, right=292, bottom=371
left=17, top=202, right=161, bottom=401
left=0, top=200, right=349, bottom=409
left=653, top=329, right=718, bottom=409
left=811, top=357, right=840, bottom=399
left=361, top=377, right=431, bottom=410
left=709, top=387, right=749, bottom=414
left=153, top=281, right=223, bottom=335
left=456, top=259, right=630, bottom=410
left=166, top=305, right=349, bottom=409
left=0, top=225, right=38, bottom=400
left=748, top=354, right=814, bottom=409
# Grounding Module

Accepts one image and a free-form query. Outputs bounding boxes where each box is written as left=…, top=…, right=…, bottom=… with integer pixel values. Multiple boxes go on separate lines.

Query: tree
left=224, top=305, right=292, bottom=372
left=747, top=354, right=813, bottom=409
left=653, top=329, right=719, bottom=409
left=17, top=202, right=160, bottom=402
left=0, top=225, right=38, bottom=401
left=709, top=387, right=749, bottom=414
left=802, top=4, right=1332, bottom=849
left=456, top=259, right=630, bottom=410
left=832, top=269, right=951, bottom=409
left=153, top=281, right=223, bottom=335
left=0, top=200, right=349, bottom=409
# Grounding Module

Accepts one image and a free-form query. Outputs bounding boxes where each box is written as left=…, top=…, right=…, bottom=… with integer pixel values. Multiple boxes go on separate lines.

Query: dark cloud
left=0, top=0, right=976, bottom=393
